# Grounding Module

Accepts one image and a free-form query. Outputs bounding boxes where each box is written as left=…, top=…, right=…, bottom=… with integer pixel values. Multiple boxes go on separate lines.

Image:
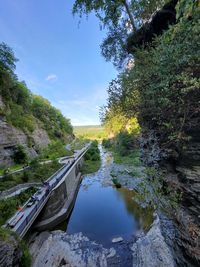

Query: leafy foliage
left=81, top=140, right=101, bottom=174
left=102, top=0, right=200, bottom=151
left=19, top=240, right=32, bottom=267
left=84, top=140, right=100, bottom=161
left=12, top=145, right=28, bottom=165
left=39, top=141, right=73, bottom=160
left=0, top=43, right=73, bottom=141
left=73, top=0, right=166, bottom=68
left=100, top=105, right=140, bottom=137
left=32, top=95, right=73, bottom=140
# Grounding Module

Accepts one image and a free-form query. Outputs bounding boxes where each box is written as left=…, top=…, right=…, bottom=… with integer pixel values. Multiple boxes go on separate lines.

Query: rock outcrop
left=0, top=96, right=50, bottom=167
left=29, top=221, right=174, bottom=267
left=0, top=235, right=22, bottom=267
left=140, top=125, right=200, bottom=266
left=131, top=215, right=174, bottom=267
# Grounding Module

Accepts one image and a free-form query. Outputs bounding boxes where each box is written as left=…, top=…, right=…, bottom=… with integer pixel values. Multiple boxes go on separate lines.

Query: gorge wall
left=140, top=121, right=200, bottom=266
left=0, top=96, right=50, bottom=167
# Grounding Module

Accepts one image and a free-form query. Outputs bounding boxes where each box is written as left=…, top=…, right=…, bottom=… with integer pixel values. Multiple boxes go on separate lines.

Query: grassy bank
left=0, top=161, right=61, bottom=191
left=102, top=136, right=142, bottom=167
left=81, top=141, right=101, bottom=174
left=39, top=140, right=73, bottom=160
left=0, top=164, right=24, bottom=176
left=113, top=149, right=141, bottom=166
left=70, top=137, right=89, bottom=151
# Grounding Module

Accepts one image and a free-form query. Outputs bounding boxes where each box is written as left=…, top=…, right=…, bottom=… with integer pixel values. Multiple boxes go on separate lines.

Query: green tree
left=0, top=42, right=17, bottom=72
left=102, top=0, right=200, bottom=150
left=73, top=0, right=166, bottom=67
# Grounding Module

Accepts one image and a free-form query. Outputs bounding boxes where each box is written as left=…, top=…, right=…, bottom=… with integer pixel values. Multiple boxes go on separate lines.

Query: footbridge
left=6, top=143, right=90, bottom=238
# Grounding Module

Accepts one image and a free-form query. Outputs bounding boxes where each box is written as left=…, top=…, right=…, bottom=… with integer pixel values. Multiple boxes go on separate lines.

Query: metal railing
left=6, top=144, right=90, bottom=237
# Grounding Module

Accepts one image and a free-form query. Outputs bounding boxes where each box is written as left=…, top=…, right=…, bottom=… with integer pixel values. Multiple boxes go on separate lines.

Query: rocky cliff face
left=0, top=235, right=22, bottom=267
left=140, top=125, right=200, bottom=266
left=0, top=96, right=50, bottom=167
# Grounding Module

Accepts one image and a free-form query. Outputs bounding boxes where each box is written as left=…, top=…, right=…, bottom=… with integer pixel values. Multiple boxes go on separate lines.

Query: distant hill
left=73, top=125, right=106, bottom=140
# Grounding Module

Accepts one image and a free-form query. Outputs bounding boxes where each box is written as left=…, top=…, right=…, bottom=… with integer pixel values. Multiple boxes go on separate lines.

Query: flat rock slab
left=30, top=231, right=117, bottom=267
left=112, top=237, right=123, bottom=243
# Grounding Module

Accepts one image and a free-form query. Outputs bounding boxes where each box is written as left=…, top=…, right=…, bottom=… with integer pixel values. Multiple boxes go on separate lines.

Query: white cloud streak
left=46, top=74, right=57, bottom=81
left=51, top=86, right=108, bottom=126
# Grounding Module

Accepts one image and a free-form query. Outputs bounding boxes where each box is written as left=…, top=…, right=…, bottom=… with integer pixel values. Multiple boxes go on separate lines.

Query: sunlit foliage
left=101, top=0, right=200, bottom=150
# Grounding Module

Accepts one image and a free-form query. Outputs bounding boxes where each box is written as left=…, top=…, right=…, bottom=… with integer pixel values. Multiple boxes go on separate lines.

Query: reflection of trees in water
left=116, top=188, right=154, bottom=231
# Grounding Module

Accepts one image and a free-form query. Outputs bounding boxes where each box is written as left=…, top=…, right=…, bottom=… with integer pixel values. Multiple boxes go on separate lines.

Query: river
left=30, top=145, right=175, bottom=267
left=58, top=145, right=153, bottom=247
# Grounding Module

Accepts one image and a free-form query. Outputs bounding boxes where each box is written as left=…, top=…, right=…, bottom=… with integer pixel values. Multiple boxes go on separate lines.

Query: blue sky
left=0, top=0, right=117, bottom=125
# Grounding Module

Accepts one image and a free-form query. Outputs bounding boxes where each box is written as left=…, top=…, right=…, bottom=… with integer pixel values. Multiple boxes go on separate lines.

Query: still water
left=64, top=146, right=153, bottom=246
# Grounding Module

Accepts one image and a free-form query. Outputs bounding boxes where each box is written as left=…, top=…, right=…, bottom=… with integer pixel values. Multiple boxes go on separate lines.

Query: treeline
left=0, top=43, right=73, bottom=141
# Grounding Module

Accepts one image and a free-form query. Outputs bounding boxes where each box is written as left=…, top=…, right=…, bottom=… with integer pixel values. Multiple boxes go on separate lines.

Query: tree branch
left=123, top=0, right=137, bottom=31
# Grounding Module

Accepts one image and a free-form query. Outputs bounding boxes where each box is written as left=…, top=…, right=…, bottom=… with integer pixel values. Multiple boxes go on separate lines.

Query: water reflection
left=64, top=146, right=153, bottom=246
left=66, top=179, right=153, bottom=246
left=116, top=188, right=153, bottom=231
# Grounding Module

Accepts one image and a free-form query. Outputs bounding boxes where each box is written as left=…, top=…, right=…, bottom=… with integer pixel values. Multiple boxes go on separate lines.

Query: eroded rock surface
left=140, top=126, right=200, bottom=266
left=30, top=215, right=174, bottom=267
left=0, top=96, right=50, bottom=167
left=131, top=215, right=174, bottom=267
left=0, top=235, right=22, bottom=267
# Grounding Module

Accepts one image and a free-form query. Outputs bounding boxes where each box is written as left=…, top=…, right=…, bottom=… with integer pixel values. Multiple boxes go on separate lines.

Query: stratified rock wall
left=140, top=125, right=200, bottom=266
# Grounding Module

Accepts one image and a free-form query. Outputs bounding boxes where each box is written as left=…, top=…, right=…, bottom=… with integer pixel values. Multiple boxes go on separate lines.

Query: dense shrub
left=84, top=141, right=100, bottom=161
left=81, top=141, right=101, bottom=174
left=12, top=145, right=28, bottom=164
left=103, top=131, right=137, bottom=157
left=102, top=139, right=112, bottom=149
left=19, top=240, right=32, bottom=267
left=102, top=0, right=199, bottom=152
left=0, top=161, right=61, bottom=191
left=115, top=131, right=136, bottom=156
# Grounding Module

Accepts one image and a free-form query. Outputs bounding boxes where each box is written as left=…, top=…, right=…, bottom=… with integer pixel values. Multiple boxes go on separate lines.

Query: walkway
left=5, top=144, right=90, bottom=237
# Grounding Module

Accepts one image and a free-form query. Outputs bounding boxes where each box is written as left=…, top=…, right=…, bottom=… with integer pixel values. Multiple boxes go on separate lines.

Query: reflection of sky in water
left=66, top=146, right=153, bottom=246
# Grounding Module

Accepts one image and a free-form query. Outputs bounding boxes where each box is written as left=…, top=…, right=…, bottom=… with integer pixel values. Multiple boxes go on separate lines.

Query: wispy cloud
left=45, top=74, right=57, bottom=82
left=50, top=86, right=108, bottom=126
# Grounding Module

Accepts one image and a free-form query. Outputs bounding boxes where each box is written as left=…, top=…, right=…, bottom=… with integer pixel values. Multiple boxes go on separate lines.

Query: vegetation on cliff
left=0, top=43, right=73, bottom=142
left=74, top=0, right=199, bottom=155
left=102, top=0, right=199, bottom=155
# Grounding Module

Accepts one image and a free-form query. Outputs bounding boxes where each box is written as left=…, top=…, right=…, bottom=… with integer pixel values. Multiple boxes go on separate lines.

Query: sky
left=0, top=0, right=117, bottom=126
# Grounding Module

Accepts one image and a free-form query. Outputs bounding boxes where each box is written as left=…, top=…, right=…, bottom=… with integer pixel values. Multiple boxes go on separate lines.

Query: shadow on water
left=56, top=145, right=153, bottom=247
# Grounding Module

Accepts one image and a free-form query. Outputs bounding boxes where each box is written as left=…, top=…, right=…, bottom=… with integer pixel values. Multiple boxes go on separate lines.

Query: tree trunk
left=123, top=0, right=137, bottom=31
